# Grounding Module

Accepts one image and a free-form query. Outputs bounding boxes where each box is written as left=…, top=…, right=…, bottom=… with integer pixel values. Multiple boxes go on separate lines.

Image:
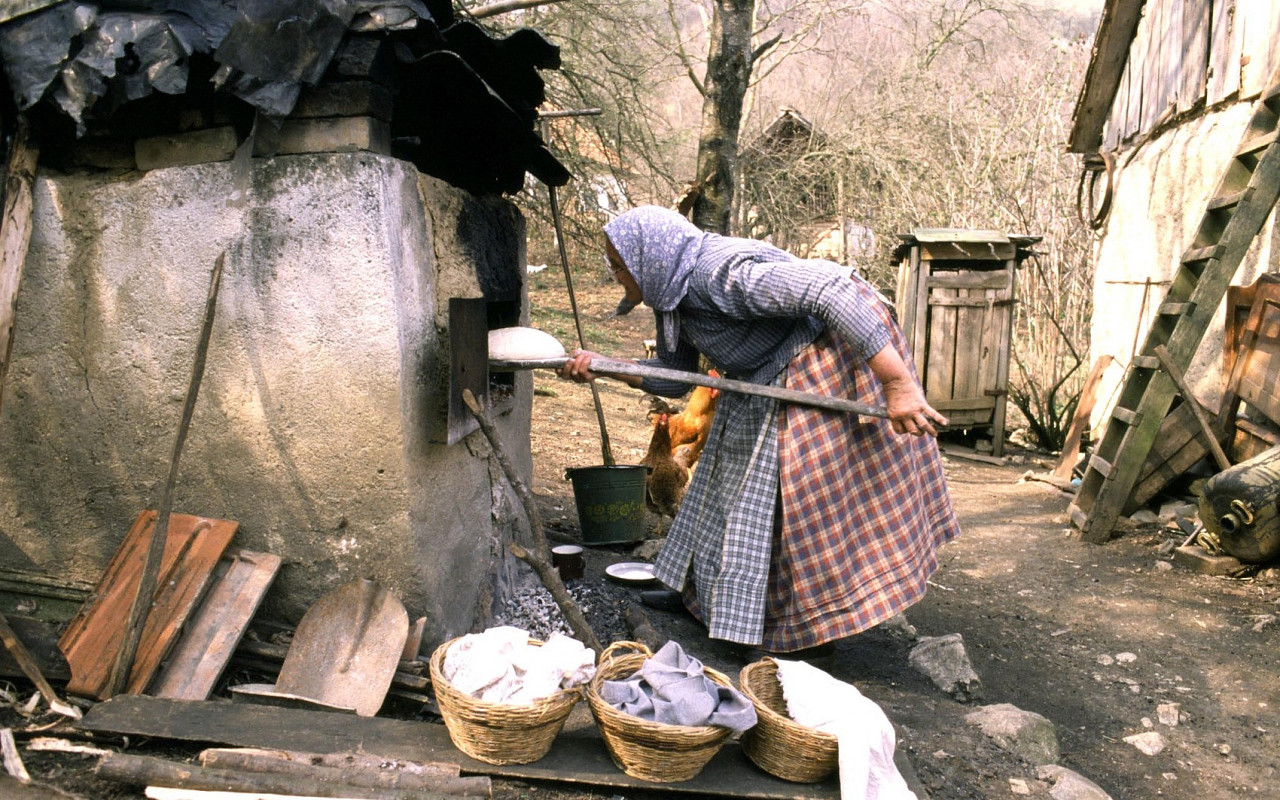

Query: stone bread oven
left=0, top=2, right=565, bottom=646
left=0, top=153, right=536, bottom=646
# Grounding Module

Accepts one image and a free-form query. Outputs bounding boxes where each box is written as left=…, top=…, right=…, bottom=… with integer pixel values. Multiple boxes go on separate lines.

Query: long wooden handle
left=490, top=356, right=889, bottom=419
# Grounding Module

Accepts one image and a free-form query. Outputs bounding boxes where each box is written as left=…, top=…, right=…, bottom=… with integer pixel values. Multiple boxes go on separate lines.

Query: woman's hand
left=866, top=344, right=948, bottom=437
left=882, top=376, right=948, bottom=437
left=557, top=349, right=603, bottom=383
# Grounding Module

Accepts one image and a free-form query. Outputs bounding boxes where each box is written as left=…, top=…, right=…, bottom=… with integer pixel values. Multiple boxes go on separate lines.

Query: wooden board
left=1231, top=297, right=1280, bottom=426
left=1178, top=0, right=1210, bottom=114
left=0, top=120, right=38, bottom=417
left=0, top=568, right=93, bottom=625
left=150, top=549, right=282, bottom=700
left=79, top=696, right=846, bottom=800
left=1053, top=355, right=1116, bottom=480
left=1208, top=0, right=1241, bottom=105
left=1128, top=402, right=1219, bottom=510
left=58, top=511, right=238, bottom=699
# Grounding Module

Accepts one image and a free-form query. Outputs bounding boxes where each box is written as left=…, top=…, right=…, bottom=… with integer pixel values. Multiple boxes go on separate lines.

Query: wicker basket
left=739, top=657, right=839, bottom=782
left=585, top=641, right=736, bottom=782
left=429, top=636, right=582, bottom=765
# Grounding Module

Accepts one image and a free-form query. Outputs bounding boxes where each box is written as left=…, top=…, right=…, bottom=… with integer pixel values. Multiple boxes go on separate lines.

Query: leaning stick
left=461, top=389, right=603, bottom=655
left=0, top=611, right=80, bottom=718
left=107, top=253, right=225, bottom=697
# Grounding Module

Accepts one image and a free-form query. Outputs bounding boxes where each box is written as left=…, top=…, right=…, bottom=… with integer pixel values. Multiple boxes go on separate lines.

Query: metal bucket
left=565, top=465, right=648, bottom=545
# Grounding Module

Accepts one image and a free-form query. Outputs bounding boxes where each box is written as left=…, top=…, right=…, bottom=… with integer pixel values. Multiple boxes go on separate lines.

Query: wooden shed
left=1065, top=0, right=1280, bottom=541
left=892, top=229, right=1040, bottom=457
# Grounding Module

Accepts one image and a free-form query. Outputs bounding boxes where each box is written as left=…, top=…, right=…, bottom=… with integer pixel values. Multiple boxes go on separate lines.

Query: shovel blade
left=275, top=579, right=409, bottom=716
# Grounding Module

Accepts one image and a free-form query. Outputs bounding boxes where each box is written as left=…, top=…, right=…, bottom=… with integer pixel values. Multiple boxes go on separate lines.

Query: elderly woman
left=558, top=206, right=960, bottom=659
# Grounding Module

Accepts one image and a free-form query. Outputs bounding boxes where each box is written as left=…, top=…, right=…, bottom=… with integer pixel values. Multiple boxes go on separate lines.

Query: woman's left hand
left=882, top=376, right=948, bottom=437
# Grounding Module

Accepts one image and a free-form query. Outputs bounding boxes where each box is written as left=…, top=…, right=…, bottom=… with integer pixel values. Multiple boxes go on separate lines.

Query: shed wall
left=1090, top=104, right=1280, bottom=428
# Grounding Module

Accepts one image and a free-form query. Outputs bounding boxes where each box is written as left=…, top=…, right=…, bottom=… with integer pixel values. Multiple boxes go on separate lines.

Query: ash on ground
left=494, top=579, right=637, bottom=644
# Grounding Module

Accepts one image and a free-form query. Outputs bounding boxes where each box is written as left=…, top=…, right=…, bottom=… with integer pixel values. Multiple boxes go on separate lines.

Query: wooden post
left=0, top=118, right=38, bottom=418
left=107, top=254, right=226, bottom=697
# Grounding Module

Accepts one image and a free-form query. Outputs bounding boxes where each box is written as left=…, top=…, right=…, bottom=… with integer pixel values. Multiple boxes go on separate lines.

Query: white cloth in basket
left=774, top=658, right=916, bottom=800
left=599, top=641, right=757, bottom=732
left=444, top=627, right=595, bottom=704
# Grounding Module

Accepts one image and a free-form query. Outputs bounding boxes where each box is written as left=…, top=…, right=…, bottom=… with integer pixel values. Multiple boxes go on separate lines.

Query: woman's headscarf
left=604, top=206, right=707, bottom=351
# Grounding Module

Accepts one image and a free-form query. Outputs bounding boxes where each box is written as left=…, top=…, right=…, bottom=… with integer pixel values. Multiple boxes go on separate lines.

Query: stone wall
left=0, top=152, right=533, bottom=648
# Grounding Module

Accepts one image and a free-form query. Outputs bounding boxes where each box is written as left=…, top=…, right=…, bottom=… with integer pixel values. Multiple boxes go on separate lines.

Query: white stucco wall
left=1090, top=103, right=1280, bottom=429
left=0, top=153, right=532, bottom=644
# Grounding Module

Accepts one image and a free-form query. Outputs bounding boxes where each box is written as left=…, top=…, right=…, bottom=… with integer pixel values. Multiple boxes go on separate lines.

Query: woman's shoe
left=639, top=589, right=686, bottom=612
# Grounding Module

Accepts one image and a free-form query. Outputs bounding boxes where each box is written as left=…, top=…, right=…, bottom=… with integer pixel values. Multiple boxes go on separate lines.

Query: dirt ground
left=4, top=274, right=1279, bottom=800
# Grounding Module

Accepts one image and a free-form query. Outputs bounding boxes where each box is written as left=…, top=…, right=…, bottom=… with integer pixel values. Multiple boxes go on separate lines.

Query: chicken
left=657, top=379, right=720, bottom=470
left=640, top=413, right=690, bottom=522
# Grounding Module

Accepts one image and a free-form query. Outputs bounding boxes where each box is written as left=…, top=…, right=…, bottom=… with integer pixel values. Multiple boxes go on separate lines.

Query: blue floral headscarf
left=604, top=206, right=707, bottom=351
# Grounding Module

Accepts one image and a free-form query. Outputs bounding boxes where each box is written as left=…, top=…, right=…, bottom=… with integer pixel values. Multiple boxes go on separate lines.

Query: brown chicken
left=656, top=379, right=720, bottom=471
left=640, top=413, right=690, bottom=522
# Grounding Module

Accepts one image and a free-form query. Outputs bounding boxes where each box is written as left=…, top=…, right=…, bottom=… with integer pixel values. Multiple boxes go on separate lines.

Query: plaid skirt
left=653, top=295, right=960, bottom=650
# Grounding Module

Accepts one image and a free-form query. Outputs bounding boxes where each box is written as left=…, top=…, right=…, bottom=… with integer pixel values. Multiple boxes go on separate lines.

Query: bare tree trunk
left=691, top=0, right=756, bottom=234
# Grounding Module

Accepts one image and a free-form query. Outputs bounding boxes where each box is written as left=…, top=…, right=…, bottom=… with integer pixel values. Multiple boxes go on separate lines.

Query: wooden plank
left=1233, top=298, right=1280, bottom=424
left=79, top=696, right=845, bottom=800
left=1068, top=0, right=1147, bottom=152
left=0, top=568, right=93, bottom=625
left=895, top=248, right=921, bottom=351
left=58, top=511, right=238, bottom=700
left=925, top=271, right=1012, bottom=291
left=1179, top=0, right=1210, bottom=113
left=925, top=284, right=958, bottom=407
left=1239, top=0, right=1272, bottom=98
left=1218, top=277, right=1280, bottom=435
left=150, top=549, right=282, bottom=700
left=1140, top=0, right=1164, bottom=134
left=918, top=241, right=1014, bottom=261
left=1125, top=13, right=1148, bottom=141
left=1154, top=344, right=1231, bottom=470
left=1157, top=0, right=1181, bottom=118
left=1053, top=355, right=1115, bottom=480
left=928, top=396, right=997, bottom=412
left=950, top=283, right=984, bottom=418
left=1129, top=403, right=1213, bottom=508
left=1208, top=0, right=1241, bottom=104
left=912, top=256, right=931, bottom=374
left=0, top=119, right=38, bottom=419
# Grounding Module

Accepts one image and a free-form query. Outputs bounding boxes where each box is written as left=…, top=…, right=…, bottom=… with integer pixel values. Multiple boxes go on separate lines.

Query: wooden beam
left=79, top=696, right=844, bottom=800
left=1153, top=344, right=1231, bottom=470
left=0, top=118, right=38, bottom=418
left=1068, top=0, right=1149, bottom=153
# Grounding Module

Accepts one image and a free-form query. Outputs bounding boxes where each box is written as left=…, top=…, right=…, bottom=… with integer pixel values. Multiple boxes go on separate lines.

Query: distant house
left=739, top=107, right=874, bottom=265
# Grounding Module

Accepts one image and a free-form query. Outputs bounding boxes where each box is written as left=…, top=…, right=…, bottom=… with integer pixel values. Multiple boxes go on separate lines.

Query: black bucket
left=565, top=465, right=648, bottom=545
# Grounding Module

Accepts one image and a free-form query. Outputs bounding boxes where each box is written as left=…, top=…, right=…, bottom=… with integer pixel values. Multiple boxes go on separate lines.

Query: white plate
left=605, top=562, right=658, bottom=586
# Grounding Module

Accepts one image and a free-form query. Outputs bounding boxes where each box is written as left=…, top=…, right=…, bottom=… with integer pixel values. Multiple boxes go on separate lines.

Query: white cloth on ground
left=443, top=626, right=596, bottom=704
left=774, top=658, right=916, bottom=800
left=598, top=641, right=757, bottom=732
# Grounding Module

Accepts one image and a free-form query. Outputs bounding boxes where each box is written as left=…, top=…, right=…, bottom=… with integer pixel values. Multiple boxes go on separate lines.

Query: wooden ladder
left=1070, top=74, right=1280, bottom=543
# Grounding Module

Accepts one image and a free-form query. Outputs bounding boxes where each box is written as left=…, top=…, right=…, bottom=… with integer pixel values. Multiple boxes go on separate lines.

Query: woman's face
left=606, top=238, right=643, bottom=304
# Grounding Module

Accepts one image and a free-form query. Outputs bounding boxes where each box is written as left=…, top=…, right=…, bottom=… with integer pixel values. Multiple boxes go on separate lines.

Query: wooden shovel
left=270, top=578, right=409, bottom=717
left=491, top=356, right=891, bottom=419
